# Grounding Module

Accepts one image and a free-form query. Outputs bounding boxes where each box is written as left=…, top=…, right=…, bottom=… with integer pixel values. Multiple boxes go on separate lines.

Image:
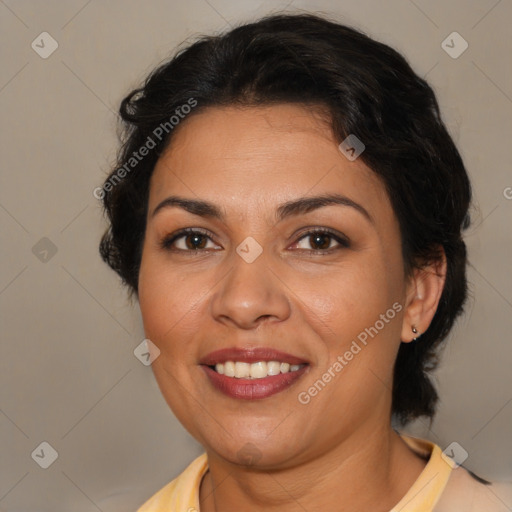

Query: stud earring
left=412, top=326, right=419, bottom=341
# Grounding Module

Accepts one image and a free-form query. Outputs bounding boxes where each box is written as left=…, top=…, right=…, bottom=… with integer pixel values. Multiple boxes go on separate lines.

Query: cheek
left=301, top=260, right=397, bottom=332
left=298, top=257, right=403, bottom=399
left=138, top=253, right=186, bottom=349
left=137, top=254, right=204, bottom=428
left=138, top=252, right=215, bottom=362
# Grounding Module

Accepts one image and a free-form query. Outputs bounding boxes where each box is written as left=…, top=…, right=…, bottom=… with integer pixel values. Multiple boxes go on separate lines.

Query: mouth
left=211, top=360, right=307, bottom=378
left=199, top=347, right=310, bottom=400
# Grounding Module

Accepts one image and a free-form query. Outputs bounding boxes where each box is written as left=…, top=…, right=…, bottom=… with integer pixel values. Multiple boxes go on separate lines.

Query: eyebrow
left=151, top=193, right=373, bottom=224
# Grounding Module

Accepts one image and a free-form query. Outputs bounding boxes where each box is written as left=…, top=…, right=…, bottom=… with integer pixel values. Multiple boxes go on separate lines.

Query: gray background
left=1, top=0, right=511, bottom=510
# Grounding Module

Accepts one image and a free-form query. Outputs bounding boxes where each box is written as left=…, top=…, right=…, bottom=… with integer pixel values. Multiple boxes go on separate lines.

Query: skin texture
left=137, top=104, right=446, bottom=511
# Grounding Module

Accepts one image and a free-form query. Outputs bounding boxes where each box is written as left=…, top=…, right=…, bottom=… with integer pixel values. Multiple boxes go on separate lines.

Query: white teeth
left=267, top=361, right=281, bottom=376
left=224, top=361, right=235, bottom=377
left=250, top=361, right=267, bottom=378
left=280, top=362, right=290, bottom=373
left=213, top=360, right=305, bottom=379
left=234, top=362, right=250, bottom=378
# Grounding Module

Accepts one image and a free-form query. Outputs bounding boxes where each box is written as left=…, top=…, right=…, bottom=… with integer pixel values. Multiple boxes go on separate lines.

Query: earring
left=411, top=326, right=419, bottom=341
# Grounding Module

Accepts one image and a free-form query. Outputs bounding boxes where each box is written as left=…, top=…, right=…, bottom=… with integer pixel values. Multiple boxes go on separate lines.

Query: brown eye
left=183, top=233, right=208, bottom=250
left=160, top=228, right=219, bottom=251
left=293, top=229, right=350, bottom=252
left=308, top=233, right=332, bottom=250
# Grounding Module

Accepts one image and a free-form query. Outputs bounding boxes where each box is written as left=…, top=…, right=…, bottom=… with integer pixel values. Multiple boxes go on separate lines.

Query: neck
left=199, top=424, right=427, bottom=512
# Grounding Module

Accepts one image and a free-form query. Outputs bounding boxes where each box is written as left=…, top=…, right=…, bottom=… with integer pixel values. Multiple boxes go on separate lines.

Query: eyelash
left=159, top=227, right=350, bottom=255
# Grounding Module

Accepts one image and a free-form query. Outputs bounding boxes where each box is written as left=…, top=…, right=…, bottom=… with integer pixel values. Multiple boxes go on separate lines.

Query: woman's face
left=138, top=104, right=411, bottom=467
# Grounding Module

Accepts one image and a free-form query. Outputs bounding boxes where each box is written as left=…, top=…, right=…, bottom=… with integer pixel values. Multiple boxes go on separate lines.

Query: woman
left=98, top=13, right=511, bottom=512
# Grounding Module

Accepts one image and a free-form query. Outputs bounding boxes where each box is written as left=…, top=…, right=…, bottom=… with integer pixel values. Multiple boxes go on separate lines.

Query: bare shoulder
left=435, top=466, right=512, bottom=512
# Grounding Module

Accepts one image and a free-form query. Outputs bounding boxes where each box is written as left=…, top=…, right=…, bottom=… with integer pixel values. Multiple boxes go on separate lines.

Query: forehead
left=149, top=104, right=391, bottom=224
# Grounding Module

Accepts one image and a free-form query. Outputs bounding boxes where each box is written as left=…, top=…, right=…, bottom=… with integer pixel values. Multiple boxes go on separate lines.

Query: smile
left=199, top=347, right=310, bottom=399
left=213, top=361, right=306, bottom=379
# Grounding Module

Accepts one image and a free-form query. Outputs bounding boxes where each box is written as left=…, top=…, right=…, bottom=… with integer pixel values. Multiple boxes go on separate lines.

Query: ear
left=401, top=248, right=447, bottom=343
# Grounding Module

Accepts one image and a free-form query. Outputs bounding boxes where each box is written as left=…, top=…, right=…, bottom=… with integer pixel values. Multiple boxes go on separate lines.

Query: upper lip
left=199, top=347, right=309, bottom=366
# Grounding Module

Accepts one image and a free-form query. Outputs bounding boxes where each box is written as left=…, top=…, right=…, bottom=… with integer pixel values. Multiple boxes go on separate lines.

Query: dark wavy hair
left=99, top=13, right=472, bottom=425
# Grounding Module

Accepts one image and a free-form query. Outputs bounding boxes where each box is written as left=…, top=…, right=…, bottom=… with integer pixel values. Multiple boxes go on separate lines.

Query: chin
left=201, top=428, right=303, bottom=469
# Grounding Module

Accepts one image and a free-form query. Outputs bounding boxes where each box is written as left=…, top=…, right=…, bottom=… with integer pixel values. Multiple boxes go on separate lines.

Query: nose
left=210, top=248, right=291, bottom=330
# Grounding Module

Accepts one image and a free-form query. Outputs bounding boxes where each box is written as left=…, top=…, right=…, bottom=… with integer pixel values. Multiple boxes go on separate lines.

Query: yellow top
left=136, top=434, right=512, bottom=512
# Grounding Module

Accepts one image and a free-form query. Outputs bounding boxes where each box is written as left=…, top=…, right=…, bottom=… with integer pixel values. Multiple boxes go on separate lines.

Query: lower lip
left=201, top=365, right=309, bottom=400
